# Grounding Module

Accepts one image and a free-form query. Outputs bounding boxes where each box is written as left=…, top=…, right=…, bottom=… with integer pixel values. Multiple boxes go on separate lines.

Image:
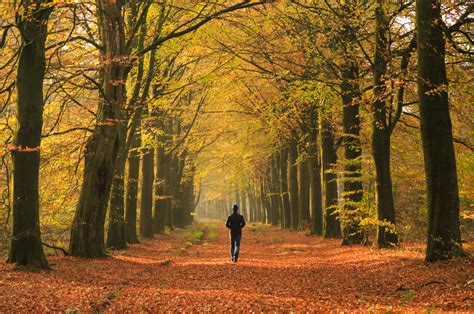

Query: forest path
left=0, top=222, right=472, bottom=311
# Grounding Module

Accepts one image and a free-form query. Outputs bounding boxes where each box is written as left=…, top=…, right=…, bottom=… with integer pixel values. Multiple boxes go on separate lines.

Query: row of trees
left=1, top=0, right=267, bottom=268
left=195, top=0, right=471, bottom=262
left=0, top=0, right=471, bottom=269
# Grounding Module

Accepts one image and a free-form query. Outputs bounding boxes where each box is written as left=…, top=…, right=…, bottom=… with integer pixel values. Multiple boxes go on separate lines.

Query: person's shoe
left=230, top=257, right=235, bottom=263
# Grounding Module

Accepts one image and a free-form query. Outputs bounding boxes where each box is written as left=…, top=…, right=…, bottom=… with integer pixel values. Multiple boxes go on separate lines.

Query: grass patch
left=177, top=223, right=219, bottom=245
left=207, top=226, right=218, bottom=241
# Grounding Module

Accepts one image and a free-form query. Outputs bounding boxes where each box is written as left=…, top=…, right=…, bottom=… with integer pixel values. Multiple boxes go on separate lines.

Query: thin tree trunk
left=140, top=143, right=154, bottom=238
left=372, top=0, right=398, bottom=248
left=321, top=114, right=341, bottom=238
left=124, top=130, right=140, bottom=243
left=288, top=141, right=299, bottom=230
left=8, top=1, right=52, bottom=268
left=255, top=184, right=263, bottom=223
left=153, top=144, right=167, bottom=234
left=416, top=0, right=463, bottom=262
left=308, top=119, right=323, bottom=235
left=298, top=149, right=310, bottom=230
left=279, top=148, right=291, bottom=229
left=270, top=157, right=281, bottom=225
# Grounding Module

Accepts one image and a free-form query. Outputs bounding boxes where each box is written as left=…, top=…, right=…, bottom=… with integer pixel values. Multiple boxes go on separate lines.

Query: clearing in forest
left=0, top=223, right=472, bottom=311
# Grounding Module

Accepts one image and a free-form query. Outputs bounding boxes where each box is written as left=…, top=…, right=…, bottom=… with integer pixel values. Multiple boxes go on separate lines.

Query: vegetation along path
left=0, top=223, right=472, bottom=311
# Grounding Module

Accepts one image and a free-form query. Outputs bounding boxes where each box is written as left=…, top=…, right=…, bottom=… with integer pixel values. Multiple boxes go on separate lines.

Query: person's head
left=232, top=204, right=239, bottom=212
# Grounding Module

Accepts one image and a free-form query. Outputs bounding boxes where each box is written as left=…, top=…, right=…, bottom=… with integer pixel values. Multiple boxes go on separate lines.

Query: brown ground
left=0, top=223, right=472, bottom=311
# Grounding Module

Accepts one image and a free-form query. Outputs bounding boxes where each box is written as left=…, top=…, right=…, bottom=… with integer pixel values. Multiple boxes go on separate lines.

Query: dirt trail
left=0, top=223, right=472, bottom=311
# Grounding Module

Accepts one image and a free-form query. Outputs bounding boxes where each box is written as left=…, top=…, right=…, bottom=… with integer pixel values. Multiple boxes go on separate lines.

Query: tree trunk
left=70, top=0, right=127, bottom=257
left=308, top=120, right=323, bottom=235
left=372, top=0, right=398, bottom=248
left=106, top=123, right=127, bottom=249
left=241, top=190, right=248, bottom=220
left=279, top=148, right=292, bottom=229
left=153, top=144, right=167, bottom=234
left=288, top=141, right=299, bottom=230
left=140, top=144, right=154, bottom=238
left=341, top=65, right=365, bottom=245
left=124, top=130, right=140, bottom=243
left=8, top=1, right=52, bottom=268
left=248, top=188, right=255, bottom=222
left=255, top=185, right=263, bottom=223
left=270, top=157, right=281, bottom=225
left=172, top=152, right=186, bottom=228
left=321, top=114, right=341, bottom=238
left=298, top=149, right=310, bottom=230
left=416, top=0, right=463, bottom=262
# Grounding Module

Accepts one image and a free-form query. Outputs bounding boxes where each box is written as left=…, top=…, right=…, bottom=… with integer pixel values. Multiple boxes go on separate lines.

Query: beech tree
left=416, top=0, right=465, bottom=262
left=7, top=0, right=53, bottom=268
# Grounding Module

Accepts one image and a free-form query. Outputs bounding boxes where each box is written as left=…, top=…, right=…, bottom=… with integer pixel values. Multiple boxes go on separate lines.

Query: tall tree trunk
left=288, top=141, right=299, bottom=230
left=416, top=0, right=463, bottom=262
left=241, top=190, right=248, bottom=220
left=124, top=130, right=140, bottom=243
left=255, top=184, right=263, bottom=223
left=248, top=187, right=255, bottom=222
left=106, top=123, right=127, bottom=249
left=8, top=1, right=52, bottom=268
left=298, top=149, right=310, bottom=230
left=341, top=65, right=365, bottom=245
left=279, top=148, right=292, bottom=229
left=70, top=0, right=127, bottom=257
left=308, top=116, right=323, bottom=235
left=172, top=152, right=186, bottom=228
left=260, top=180, right=270, bottom=224
left=321, top=114, right=341, bottom=238
left=140, top=144, right=154, bottom=238
left=270, top=157, right=281, bottom=225
left=372, top=0, right=397, bottom=248
left=153, top=144, right=167, bottom=234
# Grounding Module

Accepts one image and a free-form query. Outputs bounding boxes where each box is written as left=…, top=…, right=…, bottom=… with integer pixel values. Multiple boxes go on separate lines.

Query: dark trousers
left=230, top=235, right=241, bottom=261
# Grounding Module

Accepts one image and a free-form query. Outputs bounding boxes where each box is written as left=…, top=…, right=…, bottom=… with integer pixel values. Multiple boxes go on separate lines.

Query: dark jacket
left=225, top=212, right=246, bottom=237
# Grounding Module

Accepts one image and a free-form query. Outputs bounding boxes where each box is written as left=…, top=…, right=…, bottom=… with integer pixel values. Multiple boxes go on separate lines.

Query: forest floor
left=0, top=222, right=472, bottom=312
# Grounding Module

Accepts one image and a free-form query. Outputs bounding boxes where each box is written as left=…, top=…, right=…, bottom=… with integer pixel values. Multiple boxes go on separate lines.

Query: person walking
left=225, top=204, right=246, bottom=263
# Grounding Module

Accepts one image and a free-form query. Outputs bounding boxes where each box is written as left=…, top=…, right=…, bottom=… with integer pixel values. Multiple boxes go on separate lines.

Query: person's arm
left=225, top=216, right=231, bottom=229
left=241, top=215, right=246, bottom=228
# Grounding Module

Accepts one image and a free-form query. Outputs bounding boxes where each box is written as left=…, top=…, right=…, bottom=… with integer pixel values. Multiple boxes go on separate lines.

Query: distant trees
left=195, top=0, right=470, bottom=263
left=68, top=1, right=268, bottom=257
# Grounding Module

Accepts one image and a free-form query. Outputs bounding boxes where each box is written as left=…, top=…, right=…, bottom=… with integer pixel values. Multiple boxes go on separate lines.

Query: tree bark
left=372, top=0, right=397, bottom=248
left=298, top=153, right=310, bottom=230
left=140, top=145, right=154, bottom=238
left=106, top=122, right=127, bottom=249
left=416, top=0, right=463, bottom=262
left=70, top=0, right=127, bottom=257
left=255, top=184, right=263, bottom=223
left=308, top=115, right=323, bottom=235
left=340, top=65, right=365, bottom=245
left=8, top=1, right=52, bottom=268
left=321, top=114, right=341, bottom=238
left=288, top=141, right=300, bottom=230
left=124, top=130, right=140, bottom=243
left=270, top=157, right=281, bottom=225
left=153, top=143, right=167, bottom=234
left=279, top=148, right=291, bottom=229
